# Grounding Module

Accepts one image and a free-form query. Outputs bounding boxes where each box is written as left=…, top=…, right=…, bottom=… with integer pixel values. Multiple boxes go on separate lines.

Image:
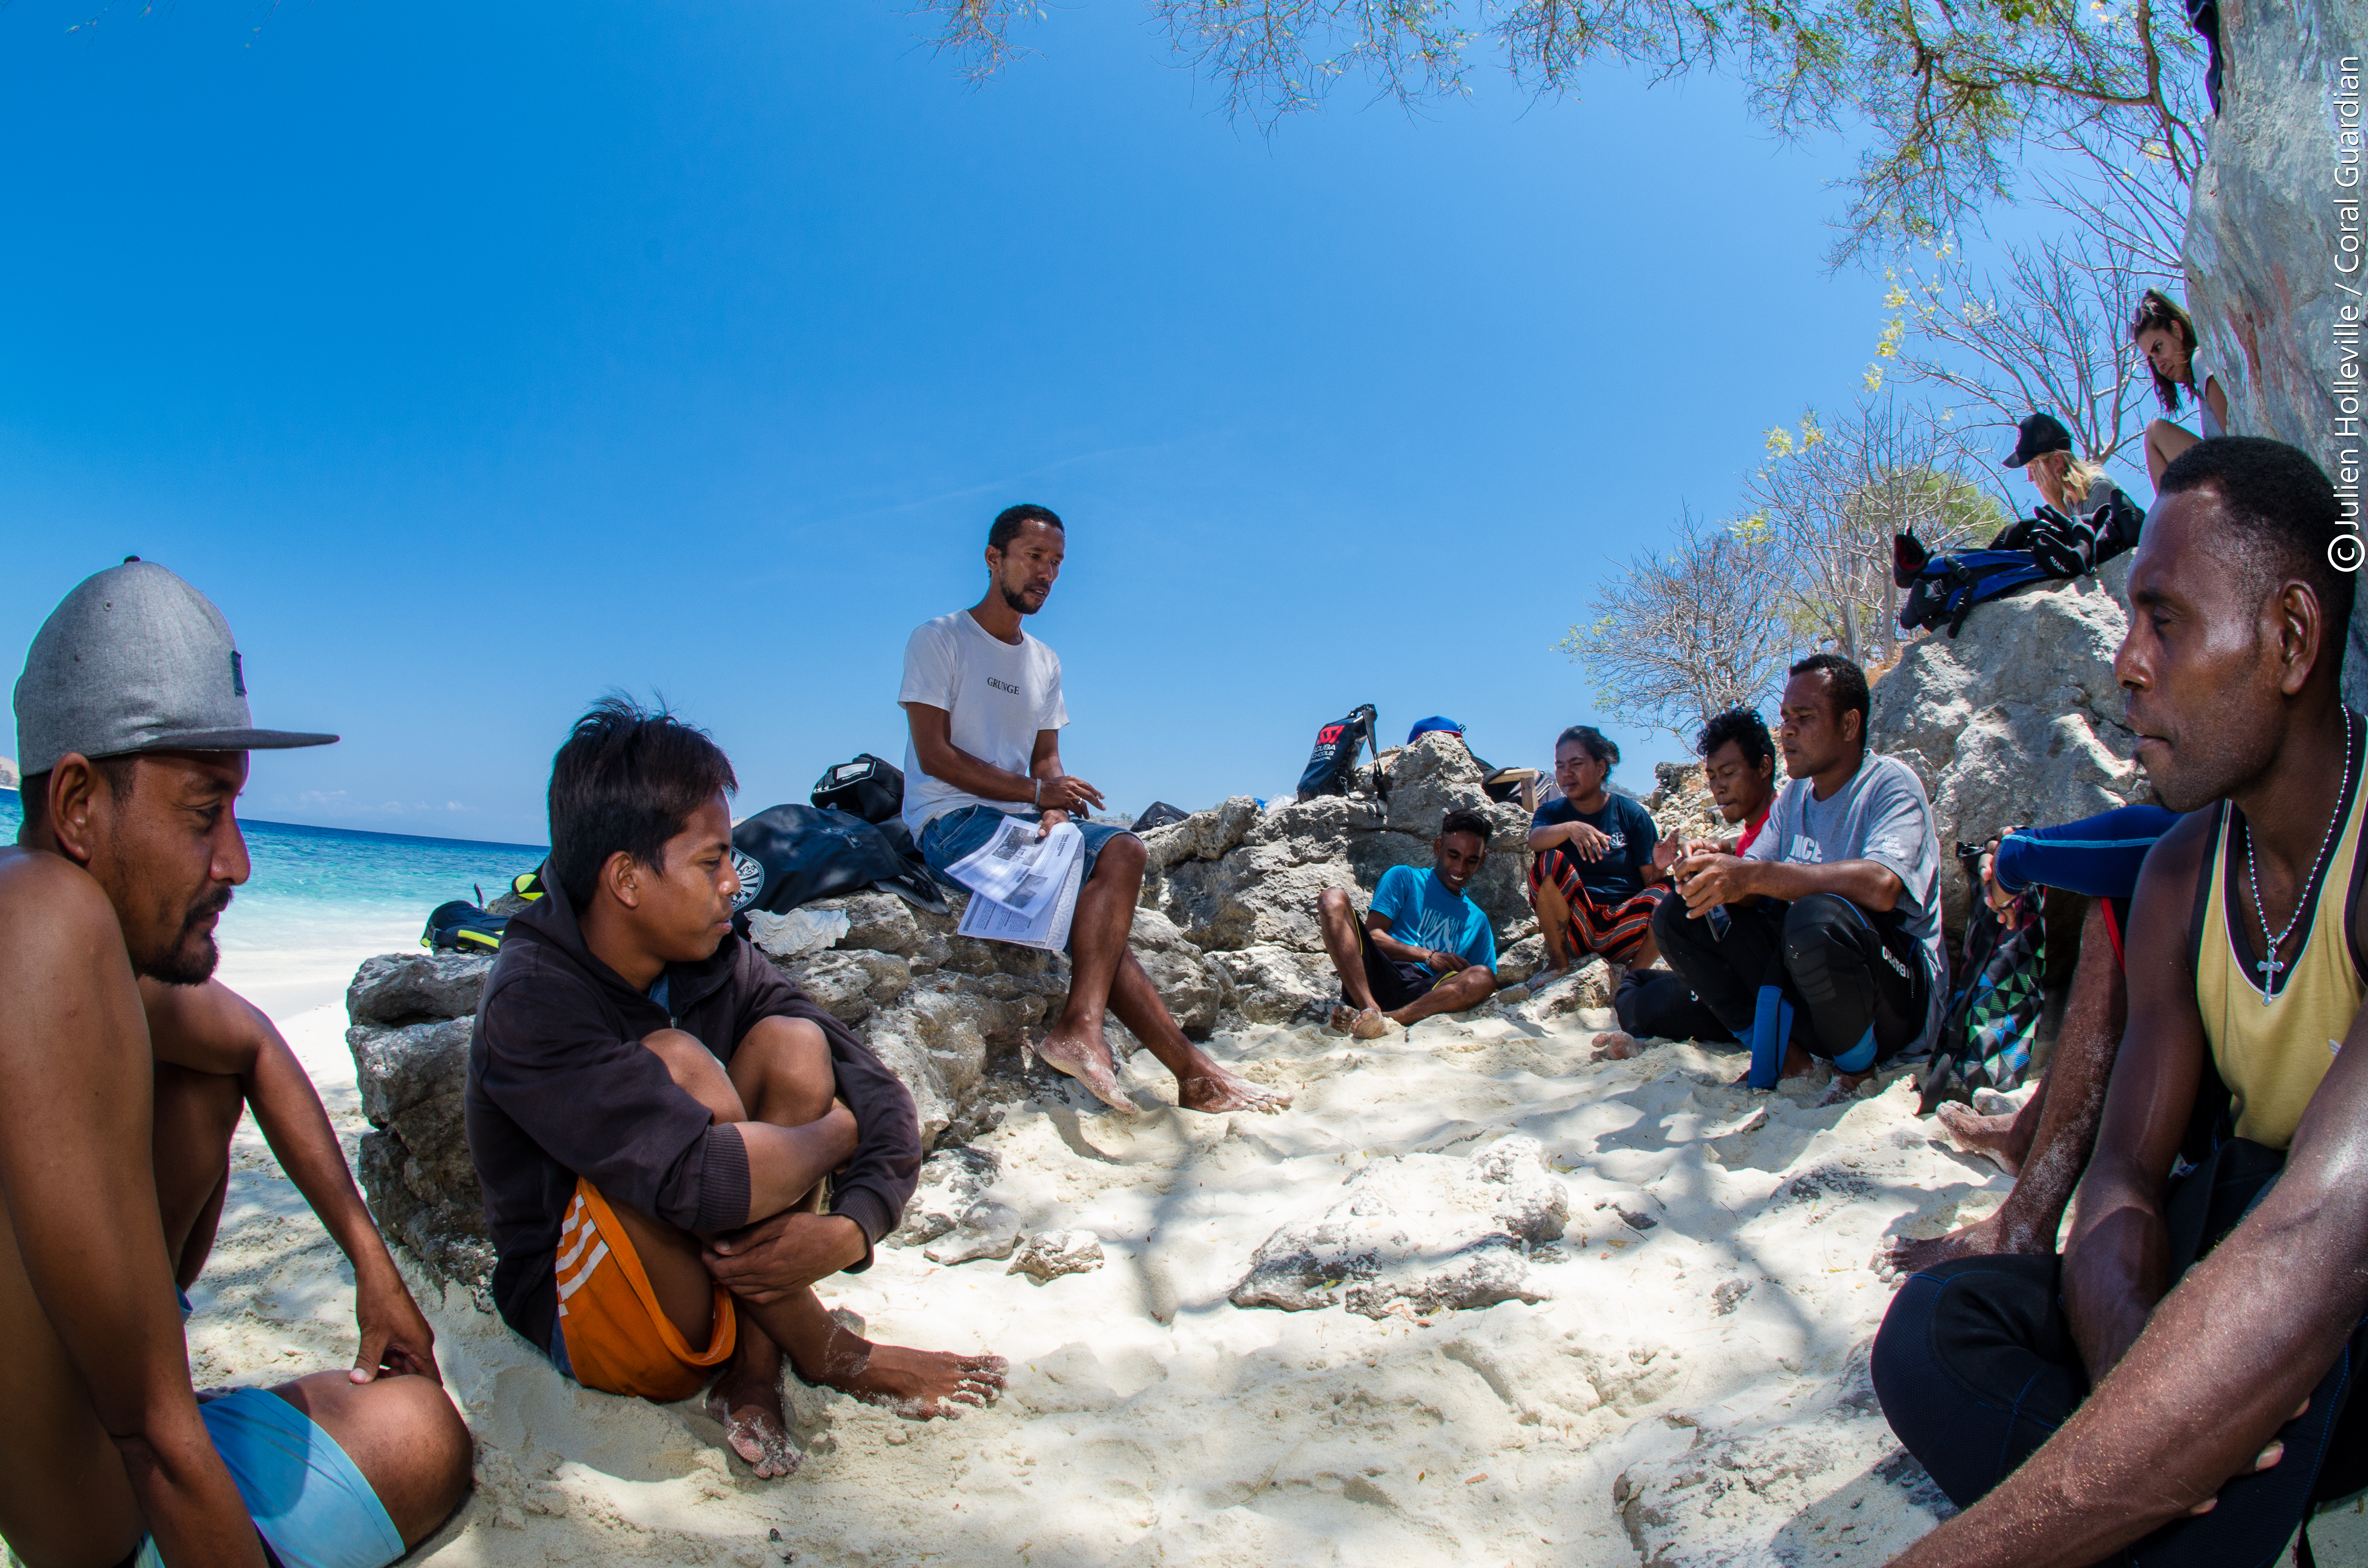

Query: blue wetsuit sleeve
left=1993, top=804, right=2182, bottom=899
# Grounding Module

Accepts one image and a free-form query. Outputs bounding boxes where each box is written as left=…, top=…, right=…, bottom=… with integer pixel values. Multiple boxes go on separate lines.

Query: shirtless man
left=1877, top=437, right=2368, bottom=1566
left=467, top=698, right=1004, bottom=1480
left=0, top=560, right=469, bottom=1568
left=899, top=503, right=1283, bottom=1116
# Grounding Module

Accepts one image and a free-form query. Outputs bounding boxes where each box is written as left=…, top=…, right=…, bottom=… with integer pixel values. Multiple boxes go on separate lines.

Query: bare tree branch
left=1558, top=508, right=1796, bottom=742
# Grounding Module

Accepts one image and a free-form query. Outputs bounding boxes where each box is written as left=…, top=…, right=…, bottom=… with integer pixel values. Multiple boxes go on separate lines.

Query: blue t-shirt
left=1529, top=792, right=1660, bottom=899
left=1369, top=865, right=1497, bottom=977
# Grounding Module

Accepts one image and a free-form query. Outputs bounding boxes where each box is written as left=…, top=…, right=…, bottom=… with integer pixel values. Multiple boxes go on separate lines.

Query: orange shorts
left=555, top=1179, right=737, bottom=1402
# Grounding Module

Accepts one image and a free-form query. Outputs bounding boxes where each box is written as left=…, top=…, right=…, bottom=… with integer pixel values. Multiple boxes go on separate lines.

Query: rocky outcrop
left=1229, top=1136, right=1570, bottom=1318
left=345, top=953, right=497, bottom=1286
left=2182, top=0, right=2368, bottom=699
left=1138, top=733, right=1539, bottom=1024
left=1869, top=559, right=2145, bottom=931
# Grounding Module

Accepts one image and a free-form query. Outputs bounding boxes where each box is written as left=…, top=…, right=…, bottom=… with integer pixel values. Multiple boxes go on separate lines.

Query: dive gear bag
left=1297, top=705, right=1390, bottom=802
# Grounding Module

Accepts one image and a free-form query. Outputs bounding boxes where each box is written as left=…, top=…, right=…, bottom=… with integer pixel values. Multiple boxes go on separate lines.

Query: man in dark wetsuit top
left=1877, top=438, right=2368, bottom=1567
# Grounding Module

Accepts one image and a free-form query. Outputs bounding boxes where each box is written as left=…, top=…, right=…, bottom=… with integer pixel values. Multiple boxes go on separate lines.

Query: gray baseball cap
left=13, top=559, right=337, bottom=777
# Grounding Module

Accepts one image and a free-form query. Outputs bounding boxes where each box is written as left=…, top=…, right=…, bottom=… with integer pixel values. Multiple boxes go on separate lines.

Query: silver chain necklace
left=2245, top=706, right=2357, bottom=1002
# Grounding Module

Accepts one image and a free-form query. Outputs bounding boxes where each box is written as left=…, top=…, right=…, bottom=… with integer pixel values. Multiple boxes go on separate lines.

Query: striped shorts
left=1528, top=848, right=1668, bottom=964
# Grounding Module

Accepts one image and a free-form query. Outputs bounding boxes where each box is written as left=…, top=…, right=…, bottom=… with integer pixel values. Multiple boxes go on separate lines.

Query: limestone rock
left=1612, top=1348, right=1953, bottom=1566
left=924, top=1221, right=1022, bottom=1266
left=888, top=1145, right=1001, bottom=1248
left=347, top=952, right=492, bottom=1028
left=1126, top=907, right=1226, bottom=1039
left=1230, top=1136, right=1569, bottom=1318
left=1210, top=945, right=1339, bottom=1025
left=1140, top=734, right=1535, bottom=1024
left=784, top=948, right=913, bottom=1025
left=1869, top=563, right=2144, bottom=931
left=2181, top=0, right=2368, bottom=701
left=1495, top=933, right=1546, bottom=988
left=347, top=995, right=491, bottom=1285
left=1008, top=1228, right=1105, bottom=1281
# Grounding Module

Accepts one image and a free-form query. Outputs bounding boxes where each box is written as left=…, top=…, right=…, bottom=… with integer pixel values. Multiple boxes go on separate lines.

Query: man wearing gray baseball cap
left=0, top=561, right=469, bottom=1568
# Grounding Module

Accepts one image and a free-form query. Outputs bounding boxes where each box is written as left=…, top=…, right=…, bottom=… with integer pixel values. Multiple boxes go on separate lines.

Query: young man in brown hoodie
left=466, top=699, right=1003, bottom=1479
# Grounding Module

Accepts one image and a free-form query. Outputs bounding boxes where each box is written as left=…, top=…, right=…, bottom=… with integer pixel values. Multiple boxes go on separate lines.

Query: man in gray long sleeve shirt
left=466, top=699, right=1003, bottom=1480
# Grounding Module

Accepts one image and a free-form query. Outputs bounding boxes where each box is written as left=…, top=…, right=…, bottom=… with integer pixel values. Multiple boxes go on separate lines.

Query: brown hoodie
left=464, top=875, right=921, bottom=1353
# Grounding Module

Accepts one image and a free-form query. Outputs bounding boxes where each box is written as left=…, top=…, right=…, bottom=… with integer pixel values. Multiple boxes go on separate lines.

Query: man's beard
left=137, top=889, right=231, bottom=987
left=999, top=581, right=1046, bottom=615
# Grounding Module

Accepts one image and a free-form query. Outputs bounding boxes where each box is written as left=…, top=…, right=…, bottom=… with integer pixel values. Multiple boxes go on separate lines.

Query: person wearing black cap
left=2003, top=413, right=2145, bottom=579
left=0, top=562, right=470, bottom=1568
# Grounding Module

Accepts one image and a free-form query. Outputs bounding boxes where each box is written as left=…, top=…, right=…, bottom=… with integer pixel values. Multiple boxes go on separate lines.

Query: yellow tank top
left=2195, top=735, right=2368, bottom=1149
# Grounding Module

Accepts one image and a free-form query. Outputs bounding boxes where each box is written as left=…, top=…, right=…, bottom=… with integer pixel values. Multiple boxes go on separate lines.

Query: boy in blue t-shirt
left=1314, top=808, right=1501, bottom=1038
left=1529, top=725, right=1674, bottom=975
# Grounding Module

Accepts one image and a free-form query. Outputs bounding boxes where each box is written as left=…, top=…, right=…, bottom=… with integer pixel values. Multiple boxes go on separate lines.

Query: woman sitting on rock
left=2003, top=412, right=2143, bottom=577
left=1526, top=725, right=1673, bottom=984
left=2131, top=287, right=2229, bottom=487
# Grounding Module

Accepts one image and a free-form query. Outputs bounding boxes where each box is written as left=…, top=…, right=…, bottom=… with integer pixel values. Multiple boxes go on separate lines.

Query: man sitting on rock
left=1877, top=439, right=2368, bottom=1568
left=467, top=698, right=1004, bottom=1482
left=0, top=560, right=470, bottom=1568
left=1527, top=725, right=1672, bottom=980
left=1598, top=706, right=1781, bottom=1056
left=1318, top=808, right=1501, bottom=1038
left=1656, top=654, right=1948, bottom=1105
left=899, top=502, right=1282, bottom=1116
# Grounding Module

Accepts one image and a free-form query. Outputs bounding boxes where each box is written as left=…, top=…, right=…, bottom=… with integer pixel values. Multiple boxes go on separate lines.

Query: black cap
left=2003, top=413, right=2074, bottom=469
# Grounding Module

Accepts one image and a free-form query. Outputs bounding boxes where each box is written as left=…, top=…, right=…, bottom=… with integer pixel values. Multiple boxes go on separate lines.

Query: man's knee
left=279, top=1372, right=473, bottom=1546
left=641, top=1028, right=744, bottom=1124
left=1650, top=887, right=1699, bottom=949
left=1092, top=833, right=1147, bottom=882
left=1318, top=887, right=1353, bottom=921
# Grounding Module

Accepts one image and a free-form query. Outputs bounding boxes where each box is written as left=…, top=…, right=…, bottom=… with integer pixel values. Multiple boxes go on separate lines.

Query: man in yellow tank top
left=1874, top=437, right=2368, bottom=1567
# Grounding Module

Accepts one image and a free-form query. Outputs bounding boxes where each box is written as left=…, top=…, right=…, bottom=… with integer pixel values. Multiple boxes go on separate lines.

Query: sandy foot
left=1877, top=1210, right=2024, bottom=1279
left=1329, top=1004, right=1392, bottom=1041
left=1934, top=1101, right=2024, bottom=1176
left=1817, top=1072, right=1875, bottom=1109
left=807, top=1343, right=1009, bottom=1420
left=1032, top=1026, right=1137, bottom=1115
left=1590, top=1030, right=1639, bottom=1062
left=704, top=1373, right=801, bottom=1479
left=1177, top=1061, right=1291, bottom=1114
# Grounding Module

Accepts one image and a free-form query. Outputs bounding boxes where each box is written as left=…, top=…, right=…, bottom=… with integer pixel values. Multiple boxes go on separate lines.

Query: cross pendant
left=2259, top=954, right=2287, bottom=1000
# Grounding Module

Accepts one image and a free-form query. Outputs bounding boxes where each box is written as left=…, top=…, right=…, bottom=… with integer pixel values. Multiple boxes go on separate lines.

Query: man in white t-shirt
left=899, top=503, right=1285, bottom=1117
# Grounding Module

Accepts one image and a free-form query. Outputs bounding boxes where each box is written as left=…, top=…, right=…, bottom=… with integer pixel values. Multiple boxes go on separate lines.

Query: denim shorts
left=918, top=805, right=1134, bottom=952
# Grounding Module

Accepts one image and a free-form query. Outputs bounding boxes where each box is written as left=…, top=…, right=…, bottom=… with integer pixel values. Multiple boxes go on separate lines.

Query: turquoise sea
left=0, top=788, right=543, bottom=1022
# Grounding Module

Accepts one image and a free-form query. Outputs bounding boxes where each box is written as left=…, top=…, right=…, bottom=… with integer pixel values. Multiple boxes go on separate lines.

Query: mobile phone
left=1707, top=904, right=1732, bottom=940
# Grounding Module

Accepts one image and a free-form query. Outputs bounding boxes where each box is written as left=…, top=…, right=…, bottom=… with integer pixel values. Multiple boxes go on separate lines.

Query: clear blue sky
left=1, top=0, right=1903, bottom=845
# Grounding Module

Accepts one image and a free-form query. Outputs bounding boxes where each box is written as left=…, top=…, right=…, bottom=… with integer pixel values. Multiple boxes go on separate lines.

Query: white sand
left=180, top=955, right=2368, bottom=1568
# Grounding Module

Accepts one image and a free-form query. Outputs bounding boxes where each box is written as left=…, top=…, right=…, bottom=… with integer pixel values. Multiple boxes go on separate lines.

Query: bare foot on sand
left=1329, top=1004, right=1391, bottom=1041
left=1935, top=1100, right=2025, bottom=1176
left=1033, top=1025, right=1136, bottom=1115
left=807, top=1342, right=1009, bottom=1419
left=1178, top=1057, right=1291, bottom=1114
left=705, top=1365, right=801, bottom=1479
left=1877, top=1210, right=2028, bottom=1279
left=1817, top=1071, right=1874, bottom=1108
left=1591, top=1030, right=1640, bottom=1061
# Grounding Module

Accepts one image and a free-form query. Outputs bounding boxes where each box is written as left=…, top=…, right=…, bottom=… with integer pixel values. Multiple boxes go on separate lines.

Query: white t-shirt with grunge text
left=898, top=611, right=1069, bottom=834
